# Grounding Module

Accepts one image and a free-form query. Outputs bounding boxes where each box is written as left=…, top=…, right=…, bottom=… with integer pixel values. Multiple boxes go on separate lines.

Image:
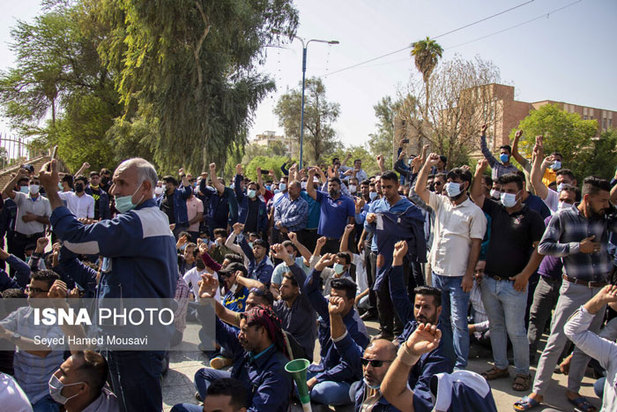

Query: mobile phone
left=260, top=170, right=269, bottom=175
left=402, top=139, right=410, bottom=144
left=46, top=145, right=58, bottom=172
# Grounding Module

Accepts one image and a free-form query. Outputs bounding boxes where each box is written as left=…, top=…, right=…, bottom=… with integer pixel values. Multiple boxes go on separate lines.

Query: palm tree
left=411, top=37, right=443, bottom=150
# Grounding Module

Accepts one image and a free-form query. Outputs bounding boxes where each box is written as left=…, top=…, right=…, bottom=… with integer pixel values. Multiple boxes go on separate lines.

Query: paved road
left=162, top=320, right=602, bottom=411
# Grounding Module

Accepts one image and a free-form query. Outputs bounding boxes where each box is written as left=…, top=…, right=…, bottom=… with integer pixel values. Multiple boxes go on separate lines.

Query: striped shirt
left=538, top=205, right=617, bottom=282
left=0, top=306, right=64, bottom=404
left=273, top=194, right=309, bottom=232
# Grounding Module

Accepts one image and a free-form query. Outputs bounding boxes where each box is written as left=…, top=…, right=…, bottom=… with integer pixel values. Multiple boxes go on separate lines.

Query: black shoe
left=360, top=311, right=377, bottom=321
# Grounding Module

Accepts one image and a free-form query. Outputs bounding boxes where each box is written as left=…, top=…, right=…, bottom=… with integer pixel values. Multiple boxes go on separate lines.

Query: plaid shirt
left=538, top=205, right=617, bottom=282
left=273, top=194, right=309, bottom=232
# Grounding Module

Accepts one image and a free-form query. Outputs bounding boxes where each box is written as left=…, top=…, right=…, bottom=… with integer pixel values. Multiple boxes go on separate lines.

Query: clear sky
left=1, top=0, right=616, bottom=148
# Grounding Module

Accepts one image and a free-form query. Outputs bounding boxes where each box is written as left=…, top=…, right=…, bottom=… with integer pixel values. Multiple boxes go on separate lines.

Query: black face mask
left=101, top=176, right=110, bottom=185
left=75, top=183, right=84, bottom=193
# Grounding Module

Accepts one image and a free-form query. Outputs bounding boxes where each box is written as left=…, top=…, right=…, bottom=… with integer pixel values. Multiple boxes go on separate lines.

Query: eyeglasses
left=26, top=286, right=49, bottom=294
left=361, top=358, right=393, bottom=367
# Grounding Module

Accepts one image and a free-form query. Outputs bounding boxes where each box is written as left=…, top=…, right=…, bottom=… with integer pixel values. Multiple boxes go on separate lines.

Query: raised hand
left=425, top=153, right=440, bottom=166
left=235, top=164, right=243, bottom=176
left=233, top=222, right=244, bottom=235
left=48, top=280, right=68, bottom=300
left=393, top=240, right=408, bottom=263
left=287, top=232, right=298, bottom=243
left=198, top=273, right=219, bottom=300
left=344, top=224, right=354, bottom=234
left=316, top=236, right=327, bottom=248
left=405, top=323, right=442, bottom=356
left=476, top=158, right=488, bottom=173
left=481, top=124, right=487, bottom=134
left=328, top=296, right=345, bottom=315
left=315, top=253, right=336, bottom=271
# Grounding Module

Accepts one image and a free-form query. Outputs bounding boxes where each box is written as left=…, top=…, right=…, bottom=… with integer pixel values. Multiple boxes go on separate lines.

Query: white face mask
left=444, top=182, right=462, bottom=198
left=29, top=184, right=40, bottom=195
left=558, top=201, right=575, bottom=210
left=154, top=186, right=164, bottom=196
left=490, top=189, right=501, bottom=199
left=369, top=192, right=378, bottom=201
left=301, top=181, right=307, bottom=190
left=48, top=374, right=84, bottom=405
left=500, top=192, right=518, bottom=208
left=349, top=184, right=357, bottom=193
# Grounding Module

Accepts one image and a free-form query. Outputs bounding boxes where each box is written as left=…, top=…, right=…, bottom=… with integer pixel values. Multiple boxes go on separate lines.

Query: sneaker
left=210, top=356, right=233, bottom=369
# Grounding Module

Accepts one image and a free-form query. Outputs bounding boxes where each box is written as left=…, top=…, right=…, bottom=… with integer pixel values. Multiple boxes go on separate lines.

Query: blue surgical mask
left=115, top=181, right=144, bottom=213
left=369, top=192, right=378, bottom=201
left=551, top=161, right=561, bottom=170
left=334, top=263, right=345, bottom=275
left=557, top=183, right=565, bottom=193
left=500, top=192, right=517, bottom=208
left=19, top=186, right=29, bottom=194
left=279, top=183, right=287, bottom=191
left=58, top=183, right=64, bottom=190
left=247, top=189, right=256, bottom=198
left=363, top=378, right=381, bottom=390
left=500, top=153, right=510, bottom=163
left=444, top=182, right=462, bottom=198
left=273, top=189, right=280, bottom=195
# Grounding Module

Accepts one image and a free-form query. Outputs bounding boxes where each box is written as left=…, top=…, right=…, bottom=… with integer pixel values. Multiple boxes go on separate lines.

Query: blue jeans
left=594, top=376, right=605, bottom=399
left=433, top=274, right=470, bottom=369
left=32, top=395, right=59, bottom=412
left=306, top=371, right=352, bottom=406
left=106, top=350, right=165, bottom=412
left=480, top=276, right=529, bottom=375
left=194, top=368, right=232, bottom=400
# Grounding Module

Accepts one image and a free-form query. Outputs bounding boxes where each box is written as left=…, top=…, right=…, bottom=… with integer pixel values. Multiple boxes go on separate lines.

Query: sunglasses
left=361, top=358, right=393, bottom=368
left=26, top=286, right=49, bottom=294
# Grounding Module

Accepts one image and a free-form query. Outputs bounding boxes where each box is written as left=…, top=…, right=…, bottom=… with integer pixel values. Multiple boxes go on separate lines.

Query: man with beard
left=414, top=154, right=486, bottom=370
left=307, top=168, right=355, bottom=254
left=515, top=176, right=617, bottom=412
left=187, top=299, right=292, bottom=412
left=389, top=241, right=452, bottom=409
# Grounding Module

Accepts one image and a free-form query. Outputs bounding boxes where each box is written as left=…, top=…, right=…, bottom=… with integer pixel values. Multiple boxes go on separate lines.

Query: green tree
left=96, top=0, right=298, bottom=173
left=411, top=36, right=443, bottom=151
left=514, top=104, right=599, bottom=180
left=0, top=1, right=121, bottom=171
left=368, top=96, right=396, bottom=167
left=274, top=77, right=340, bottom=165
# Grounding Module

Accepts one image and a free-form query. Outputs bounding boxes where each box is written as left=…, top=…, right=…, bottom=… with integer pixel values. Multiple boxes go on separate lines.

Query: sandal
left=512, top=374, right=531, bottom=391
left=481, top=366, right=509, bottom=380
left=567, top=396, right=597, bottom=412
left=513, top=395, right=541, bottom=411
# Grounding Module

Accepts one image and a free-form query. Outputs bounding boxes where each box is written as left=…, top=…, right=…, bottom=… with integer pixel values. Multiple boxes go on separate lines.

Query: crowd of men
left=0, top=127, right=617, bottom=412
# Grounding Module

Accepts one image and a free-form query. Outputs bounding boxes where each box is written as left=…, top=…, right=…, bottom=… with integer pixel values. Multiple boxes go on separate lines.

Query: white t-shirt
left=183, top=267, right=221, bottom=302
left=58, top=191, right=95, bottom=219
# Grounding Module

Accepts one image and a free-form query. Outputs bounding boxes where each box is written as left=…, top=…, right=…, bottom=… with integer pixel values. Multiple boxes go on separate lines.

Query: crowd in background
left=1, top=126, right=617, bottom=412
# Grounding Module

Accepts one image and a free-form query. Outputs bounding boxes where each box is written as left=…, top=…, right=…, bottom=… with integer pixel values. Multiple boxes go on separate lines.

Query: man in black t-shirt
left=471, top=160, right=545, bottom=393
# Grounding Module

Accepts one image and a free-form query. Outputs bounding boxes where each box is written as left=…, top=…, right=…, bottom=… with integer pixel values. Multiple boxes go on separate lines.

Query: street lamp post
left=296, top=37, right=339, bottom=169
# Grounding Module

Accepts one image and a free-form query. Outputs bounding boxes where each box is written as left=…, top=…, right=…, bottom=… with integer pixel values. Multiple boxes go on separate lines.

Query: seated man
left=562, top=285, right=617, bottom=412
left=302, top=254, right=370, bottom=406
left=0, top=270, right=65, bottom=411
left=388, top=241, right=452, bottom=407
left=48, top=350, right=119, bottom=412
left=381, top=324, right=497, bottom=412
left=328, top=294, right=399, bottom=411
left=189, top=282, right=292, bottom=412
left=173, top=377, right=250, bottom=412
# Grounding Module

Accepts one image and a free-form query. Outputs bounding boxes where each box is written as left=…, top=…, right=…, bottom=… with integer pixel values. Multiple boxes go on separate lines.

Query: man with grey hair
left=38, top=157, right=177, bottom=412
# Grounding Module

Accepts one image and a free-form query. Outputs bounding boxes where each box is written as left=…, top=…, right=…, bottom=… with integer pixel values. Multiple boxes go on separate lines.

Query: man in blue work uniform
left=38, top=158, right=177, bottom=412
